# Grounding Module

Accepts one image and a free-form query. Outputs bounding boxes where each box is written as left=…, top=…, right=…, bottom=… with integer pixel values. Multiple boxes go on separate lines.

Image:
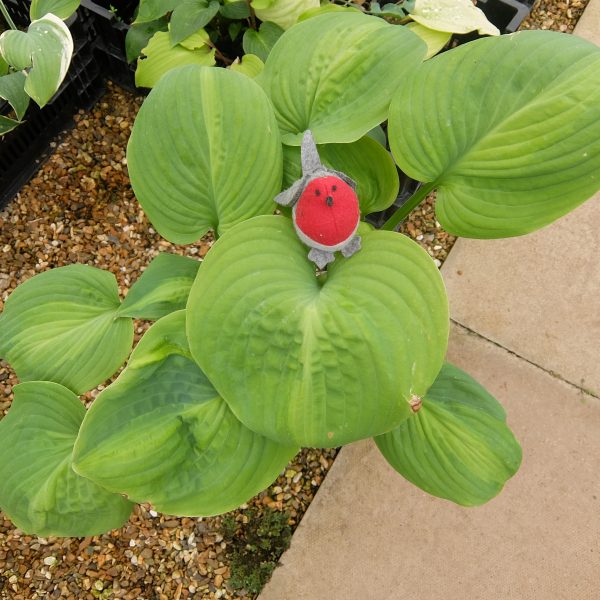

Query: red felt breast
left=294, top=176, right=360, bottom=247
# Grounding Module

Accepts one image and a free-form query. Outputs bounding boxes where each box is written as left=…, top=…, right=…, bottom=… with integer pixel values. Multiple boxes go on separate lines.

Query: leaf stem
left=246, top=0, right=257, bottom=29
left=380, top=182, right=436, bottom=231
left=0, top=0, right=18, bottom=30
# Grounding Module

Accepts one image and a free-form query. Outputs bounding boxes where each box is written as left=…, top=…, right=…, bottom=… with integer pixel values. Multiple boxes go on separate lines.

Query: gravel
left=0, top=0, right=591, bottom=595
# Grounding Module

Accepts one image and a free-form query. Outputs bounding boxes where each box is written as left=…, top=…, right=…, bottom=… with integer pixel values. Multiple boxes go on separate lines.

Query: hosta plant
left=0, top=0, right=80, bottom=134
left=1, top=11, right=599, bottom=537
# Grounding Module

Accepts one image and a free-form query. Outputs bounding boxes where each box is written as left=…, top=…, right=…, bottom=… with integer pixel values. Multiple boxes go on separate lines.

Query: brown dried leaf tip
left=409, top=394, right=423, bottom=413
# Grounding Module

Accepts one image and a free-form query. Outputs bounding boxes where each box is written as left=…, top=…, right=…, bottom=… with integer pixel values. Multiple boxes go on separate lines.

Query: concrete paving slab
left=442, top=197, right=600, bottom=396
left=575, top=0, right=600, bottom=41
left=259, top=325, right=600, bottom=600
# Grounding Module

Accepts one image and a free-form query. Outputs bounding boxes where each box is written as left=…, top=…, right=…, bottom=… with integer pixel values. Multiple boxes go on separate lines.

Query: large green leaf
left=170, top=0, right=220, bottom=46
left=0, top=14, right=73, bottom=107
left=388, top=31, right=600, bottom=238
left=375, top=363, right=522, bottom=506
left=0, top=382, right=133, bottom=536
left=73, top=311, right=298, bottom=516
left=187, top=216, right=448, bottom=447
left=135, top=30, right=215, bottom=88
left=282, top=136, right=399, bottom=215
left=118, top=253, right=201, bottom=320
left=128, top=65, right=283, bottom=243
left=0, top=265, right=134, bottom=395
left=30, top=0, right=80, bottom=20
left=258, top=12, right=426, bottom=145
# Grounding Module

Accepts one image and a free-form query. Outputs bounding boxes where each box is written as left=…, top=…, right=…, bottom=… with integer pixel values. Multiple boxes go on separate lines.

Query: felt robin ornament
left=275, top=131, right=361, bottom=269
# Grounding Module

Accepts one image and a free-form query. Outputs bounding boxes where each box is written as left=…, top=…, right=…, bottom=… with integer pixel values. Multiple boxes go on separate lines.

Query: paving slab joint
left=451, top=319, right=600, bottom=400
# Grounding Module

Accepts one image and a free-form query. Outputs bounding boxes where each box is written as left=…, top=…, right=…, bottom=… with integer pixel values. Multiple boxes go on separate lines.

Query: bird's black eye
left=315, top=189, right=321, bottom=196
left=332, top=185, right=337, bottom=192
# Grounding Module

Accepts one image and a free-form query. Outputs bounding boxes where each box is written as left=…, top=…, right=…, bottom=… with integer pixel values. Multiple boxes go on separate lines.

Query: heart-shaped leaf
left=187, top=216, right=448, bottom=447
left=242, top=22, right=284, bottom=63
left=0, top=382, right=133, bottom=536
left=258, top=12, right=426, bottom=145
left=0, top=72, right=30, bottom=120
left=128, top=65, right=283, bottom=243
left=409, top=0, right=499, bottom=36
left=30, top=0, right=80, bottom=20
left=388, top=31, right=600, bottom=238
left=282, top=136, right=399, bottom=215
left=170, top=0, right=220, bottom=46
left=73, top=311, right=298, bottom=516
left=118, top=253, right=201, bottom=320
left=252, top=0, right=319, bottom=29
left=0, top=14, right=74, bottom=107
left=135, top=30, right=215, bottom=88
left=375, top=363, right=522, bottom=506
left=0, top=265, right=134, bottom=395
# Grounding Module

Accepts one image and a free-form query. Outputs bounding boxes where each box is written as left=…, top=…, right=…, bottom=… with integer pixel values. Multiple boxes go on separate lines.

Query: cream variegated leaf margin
left=376, top=363, right=522, bottom=506
left=0, top=265, right=133, bottom=395
left=187, top=216, right=449, bottom=448
left=0, top=14, right=74, bottom=107
left=258, top=12, right=427, bottom=145
left=73, top=311, right=298, bottom=516
left=388, top=31, right=600, bottom=238
left=409, top=0, right=499, bottom=36
left=0, top=382, right=133, bottom=536
left=128, top=65, right=283, bottom=243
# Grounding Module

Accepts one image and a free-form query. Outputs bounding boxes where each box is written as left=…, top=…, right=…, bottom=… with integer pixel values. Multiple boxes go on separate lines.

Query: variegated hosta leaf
left=0, top=14, right=73, bottom=107
left=375, top=363, right=522, bottom=506
left=72, top=311, right=298, bottom=516
left=409, top=0, right=499, bottom=36
left=118, top=253, right=201, bottom=320
left=0, top=265, right=133, bottom=395
left=258, top=12, right=426, bottom=145
left=187, top=216, right=448, bottom=448
left=388, top=31, right=600, bottom=238
left=282, top=136, right=399, bottom=215
left=127, top=65, right=283, bottom=243
left=0, top=382, right=133, bottom=536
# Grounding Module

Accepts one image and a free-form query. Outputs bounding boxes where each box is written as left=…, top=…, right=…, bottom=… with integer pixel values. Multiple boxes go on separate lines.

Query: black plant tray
left=0, top=17, right=105, bottom=209
left=79, top=0, right=137, bottom=92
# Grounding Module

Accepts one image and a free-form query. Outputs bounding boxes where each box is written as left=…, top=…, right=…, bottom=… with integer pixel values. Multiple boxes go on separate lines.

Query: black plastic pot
left=0, top=13, right=104, bottom=208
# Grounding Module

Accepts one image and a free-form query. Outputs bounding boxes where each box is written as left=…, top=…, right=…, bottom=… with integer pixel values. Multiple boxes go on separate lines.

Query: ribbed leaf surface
left=187, top=216, right=448, bottom=447
left=389, top=31, right=600, bottom=238
left=73, top=311, right=298, bottom=516
left=0, top=382, right=132, bottom=536
left=0, top=265, right=133, bottom=395
left=127, top=65, right=283, bottom=243
left=375, top=363, right=522, bottom=506
left=258, top=12, right=426, bottom=145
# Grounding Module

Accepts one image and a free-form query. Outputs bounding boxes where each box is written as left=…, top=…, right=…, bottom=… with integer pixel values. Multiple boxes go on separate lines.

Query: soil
left=0, top=0, right=591, bottom=597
